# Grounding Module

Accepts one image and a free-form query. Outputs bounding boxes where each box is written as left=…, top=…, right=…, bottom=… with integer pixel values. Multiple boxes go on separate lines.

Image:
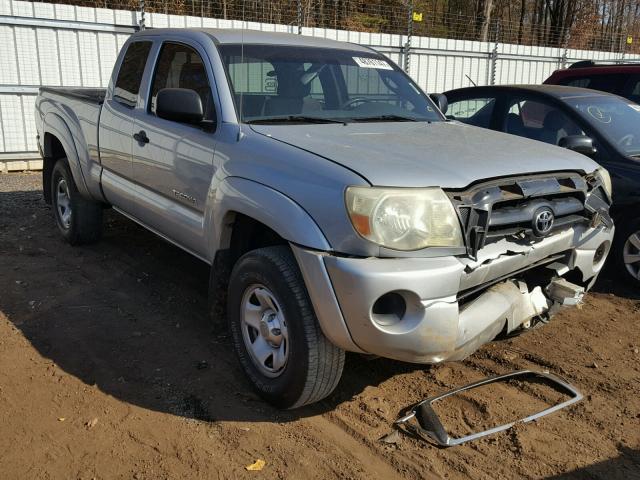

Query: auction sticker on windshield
left=353, top=57, right=394, bottom=70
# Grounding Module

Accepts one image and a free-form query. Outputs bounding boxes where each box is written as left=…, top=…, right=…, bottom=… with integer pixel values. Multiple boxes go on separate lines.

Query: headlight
left=594, top=168, right=613, bottom=200
left=345, top=186, right=464, bottom=250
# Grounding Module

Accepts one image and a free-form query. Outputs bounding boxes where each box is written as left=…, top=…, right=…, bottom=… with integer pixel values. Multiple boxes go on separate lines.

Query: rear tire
left=227, top=246, right=345, bottom=409
left=51, top=158, right=103, bottom=245
left=615, top=217, right=640, bottom=284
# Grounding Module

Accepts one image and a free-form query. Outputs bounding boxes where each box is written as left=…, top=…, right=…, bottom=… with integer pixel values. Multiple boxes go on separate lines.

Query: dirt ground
left=0, top=172, right=639, bottom=480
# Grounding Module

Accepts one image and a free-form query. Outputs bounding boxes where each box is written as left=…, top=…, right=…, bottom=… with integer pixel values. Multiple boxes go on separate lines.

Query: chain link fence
left=2, top=0, right=640, bottom=164
left=28, top=0, right=640, bottom=55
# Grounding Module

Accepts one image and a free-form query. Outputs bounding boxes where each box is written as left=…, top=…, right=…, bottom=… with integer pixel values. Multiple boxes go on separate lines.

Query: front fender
left=210, top=177, right=331, bottom=255
left=42, top=112, right=92, bottom=199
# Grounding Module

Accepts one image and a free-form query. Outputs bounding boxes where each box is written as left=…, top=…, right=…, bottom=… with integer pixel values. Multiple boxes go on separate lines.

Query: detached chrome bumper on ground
left=293, top=223, right=614, bottom=363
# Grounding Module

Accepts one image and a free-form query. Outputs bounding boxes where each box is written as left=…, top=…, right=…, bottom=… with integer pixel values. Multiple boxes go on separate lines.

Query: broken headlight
left=345, top=186, right=464, bottom=250
left=594, top=168, right=612, bottom=200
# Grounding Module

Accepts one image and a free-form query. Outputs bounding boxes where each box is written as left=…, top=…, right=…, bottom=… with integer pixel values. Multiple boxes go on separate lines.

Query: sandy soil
left=0, top=172, right=639, bottom=480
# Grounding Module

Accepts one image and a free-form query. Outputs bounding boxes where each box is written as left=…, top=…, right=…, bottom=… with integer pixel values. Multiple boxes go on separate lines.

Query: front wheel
left=227, top=246, right=345, bottom=409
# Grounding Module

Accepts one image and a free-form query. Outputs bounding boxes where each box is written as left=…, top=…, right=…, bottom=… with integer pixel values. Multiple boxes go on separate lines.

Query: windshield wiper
left=247, top=115, right=347, bottom=125
left=350, top=114, right=419, bottom=122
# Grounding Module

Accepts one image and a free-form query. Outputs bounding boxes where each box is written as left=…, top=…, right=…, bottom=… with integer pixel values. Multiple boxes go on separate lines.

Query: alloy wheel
left=623, top=230, right=640, bottom=280
left=240, top=284, right=289, bottom=378
left=56, top=177, right=72, bottom=229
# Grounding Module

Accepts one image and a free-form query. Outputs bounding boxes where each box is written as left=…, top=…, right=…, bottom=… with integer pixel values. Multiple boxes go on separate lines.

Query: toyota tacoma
left=35, top=29, right=614, bottom=408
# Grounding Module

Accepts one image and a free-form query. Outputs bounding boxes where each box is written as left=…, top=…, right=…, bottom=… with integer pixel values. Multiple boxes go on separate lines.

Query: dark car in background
left=443, top=85, right=640, bottom=283
left=545, top=61, right=640, bottom=103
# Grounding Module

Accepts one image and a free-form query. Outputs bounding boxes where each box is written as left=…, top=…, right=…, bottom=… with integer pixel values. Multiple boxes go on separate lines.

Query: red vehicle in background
left=544, top=61, right=640, bottom=103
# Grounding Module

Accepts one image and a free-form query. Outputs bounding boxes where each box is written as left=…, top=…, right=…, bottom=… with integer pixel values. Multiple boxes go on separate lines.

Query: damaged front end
left=449, top=171, right=612, bottom=260
left=294, top=171, right=614, bottom=364
left=444, top=171, right=613, bottom=356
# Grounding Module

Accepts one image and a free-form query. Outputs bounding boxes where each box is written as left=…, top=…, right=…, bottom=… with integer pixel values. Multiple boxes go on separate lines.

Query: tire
left=51, top=158, right=103, bottom=245
left=614, top=217, right=640, bottom=284
left=227, top=246, right=345, bottom=409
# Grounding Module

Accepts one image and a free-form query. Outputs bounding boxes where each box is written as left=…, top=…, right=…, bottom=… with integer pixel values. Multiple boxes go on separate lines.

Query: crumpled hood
left=250, top=121, right=599, bottom=188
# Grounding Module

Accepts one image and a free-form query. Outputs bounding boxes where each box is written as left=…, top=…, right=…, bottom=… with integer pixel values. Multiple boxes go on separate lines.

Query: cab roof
left=135, top=28, right=373, bottom=52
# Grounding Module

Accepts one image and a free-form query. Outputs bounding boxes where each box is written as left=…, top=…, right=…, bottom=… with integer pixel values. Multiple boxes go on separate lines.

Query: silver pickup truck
left=36, top=28, right=614, bottom=408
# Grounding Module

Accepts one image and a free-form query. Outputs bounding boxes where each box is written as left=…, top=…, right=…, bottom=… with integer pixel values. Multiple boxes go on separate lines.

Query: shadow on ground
left=546, top=446, right=640, bottom=479
left=0, top=188, right=424, bottom=424
left=1, top=186, right=637, bottom=427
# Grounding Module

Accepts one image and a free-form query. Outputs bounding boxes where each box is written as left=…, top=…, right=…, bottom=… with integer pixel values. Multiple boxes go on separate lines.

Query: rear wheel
left=227, top=246, right=345, bottom=409
left=615, top=217, right=640, bottom=284
left=51, top=158, right=103, bottom=245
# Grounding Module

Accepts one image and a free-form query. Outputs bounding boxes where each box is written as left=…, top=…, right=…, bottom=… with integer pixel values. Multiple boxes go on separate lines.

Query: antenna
left=237, top=0, right=246, bottom=141
left=465, top=74, right=477, bottom=87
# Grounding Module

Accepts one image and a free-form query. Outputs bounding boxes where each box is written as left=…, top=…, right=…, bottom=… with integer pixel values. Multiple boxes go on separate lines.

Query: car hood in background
left=250, top=121, right=598, bottom=188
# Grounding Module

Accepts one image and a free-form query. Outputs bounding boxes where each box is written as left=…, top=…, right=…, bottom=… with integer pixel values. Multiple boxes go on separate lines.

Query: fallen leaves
left=245, top=459, right=265, bottom=471
left=85, top=417, right=98, bottom=429
left=379, top=430, right=401, bottom=445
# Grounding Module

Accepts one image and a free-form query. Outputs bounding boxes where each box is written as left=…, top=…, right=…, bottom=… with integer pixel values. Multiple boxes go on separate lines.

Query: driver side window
left=503, top=97, right=583, bottom=146
left=149, top=42, right=215, bottom=123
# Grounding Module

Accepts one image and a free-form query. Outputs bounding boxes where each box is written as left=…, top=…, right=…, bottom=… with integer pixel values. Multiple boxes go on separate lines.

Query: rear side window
left=561, top=74, right=626, bottom=95
left=622, top=75, right=640, bottom=103
left=446, top=97, right=495, bottom=128
left=565, top=77, right=591, bottom=88
left=114, top=41, right=152, bottom=108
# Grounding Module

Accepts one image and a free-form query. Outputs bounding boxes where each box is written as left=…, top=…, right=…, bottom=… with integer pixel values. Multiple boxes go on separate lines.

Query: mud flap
left=394, top=370, right=582, bottom=447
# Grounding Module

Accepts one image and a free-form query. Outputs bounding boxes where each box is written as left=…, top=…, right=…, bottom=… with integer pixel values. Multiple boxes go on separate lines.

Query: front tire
left=227, top=246, right=345, bottom=409
left=51, top=158, right=103, bottom=245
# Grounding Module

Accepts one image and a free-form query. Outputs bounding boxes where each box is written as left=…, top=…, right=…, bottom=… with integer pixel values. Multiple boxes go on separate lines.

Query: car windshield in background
left=568, top=96, right=640, bottom=157
left=218, top=44, right=443, bottom=124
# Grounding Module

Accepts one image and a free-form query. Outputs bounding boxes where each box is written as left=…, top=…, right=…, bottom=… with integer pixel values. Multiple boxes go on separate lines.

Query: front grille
left=447, top=173, right=595, bottom=259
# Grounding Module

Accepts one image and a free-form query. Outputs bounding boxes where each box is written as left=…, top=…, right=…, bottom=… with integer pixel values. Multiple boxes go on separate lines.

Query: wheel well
left=209, top=213, right=289, bottom=322
left=612, top=205, right=640, bottom=231
left=42, top=133, right=66, bottom=205
left=226, top=213, right=288, bottom=266
left=212, top=212, right=288, bottom=284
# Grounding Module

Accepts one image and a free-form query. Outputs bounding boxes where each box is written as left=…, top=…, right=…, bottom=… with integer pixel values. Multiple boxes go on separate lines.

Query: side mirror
left=156, top=88, right=203, bottom=124
left=559, top=135, right=597, bottom=157
left=429, top=93, right=448, bottom=114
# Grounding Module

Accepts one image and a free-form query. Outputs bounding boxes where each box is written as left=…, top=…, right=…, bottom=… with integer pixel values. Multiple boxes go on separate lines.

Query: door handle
left=133, top=130, right=149, bottom=144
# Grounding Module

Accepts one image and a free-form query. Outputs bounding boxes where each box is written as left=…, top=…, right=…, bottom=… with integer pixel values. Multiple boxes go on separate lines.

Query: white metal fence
left=1, top=0, right=638, bottom=161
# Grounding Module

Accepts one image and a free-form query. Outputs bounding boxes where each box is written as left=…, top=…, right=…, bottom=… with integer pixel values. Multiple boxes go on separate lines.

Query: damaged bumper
left=293, top=223, right=614, bottom=363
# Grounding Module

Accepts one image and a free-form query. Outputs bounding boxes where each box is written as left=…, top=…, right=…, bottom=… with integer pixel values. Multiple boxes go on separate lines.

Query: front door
left=132, top=40, right=218, bottom=258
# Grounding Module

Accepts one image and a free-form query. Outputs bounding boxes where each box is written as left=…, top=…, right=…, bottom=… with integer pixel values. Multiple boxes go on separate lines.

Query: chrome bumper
left=293, top=223, right=614, bottom=363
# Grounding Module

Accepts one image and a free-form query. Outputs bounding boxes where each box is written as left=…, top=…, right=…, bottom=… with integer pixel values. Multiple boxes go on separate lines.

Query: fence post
left=297, top=0, right=302, bottom=34
left=490, top=21, right=500, bottom=85
left=620, top=34, right=627, bottom=62
left=403, top=0, right=413, bottom=73
left=560, top=30, right=570, bottom=69
left=139, top=0, right=145, bottom=30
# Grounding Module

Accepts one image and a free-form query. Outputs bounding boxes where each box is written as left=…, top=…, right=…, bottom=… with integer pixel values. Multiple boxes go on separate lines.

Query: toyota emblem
left=532, top=207, right=554, bottom=237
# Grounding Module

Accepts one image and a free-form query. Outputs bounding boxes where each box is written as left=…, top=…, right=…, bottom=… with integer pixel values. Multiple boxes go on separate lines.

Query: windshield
left=218, top=44, right=443, bottom=123
left=568, top=95, right=640, bottom=157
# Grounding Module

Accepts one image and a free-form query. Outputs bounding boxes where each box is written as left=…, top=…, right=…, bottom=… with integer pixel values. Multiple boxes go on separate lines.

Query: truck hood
left=250, top=121, right=598, bottom=188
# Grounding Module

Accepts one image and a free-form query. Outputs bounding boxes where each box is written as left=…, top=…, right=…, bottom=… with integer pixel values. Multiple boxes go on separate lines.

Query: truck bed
left=39, top=87, right=106, bottom=104
left=36, top=86, right=107, bottom=202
